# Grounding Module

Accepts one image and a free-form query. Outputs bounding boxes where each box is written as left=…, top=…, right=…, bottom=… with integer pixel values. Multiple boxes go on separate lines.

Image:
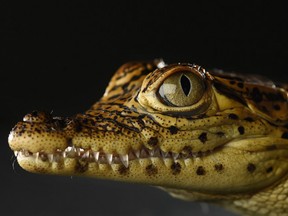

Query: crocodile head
left=8, top=60, right=288, bottom=215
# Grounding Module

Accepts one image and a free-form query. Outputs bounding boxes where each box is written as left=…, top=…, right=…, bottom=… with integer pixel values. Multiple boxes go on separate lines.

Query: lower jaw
left=16, top=151, right=200, bottom=177
left=15, top=145, right=288, bottom=197
left=16, top=154, right=191, bottom=187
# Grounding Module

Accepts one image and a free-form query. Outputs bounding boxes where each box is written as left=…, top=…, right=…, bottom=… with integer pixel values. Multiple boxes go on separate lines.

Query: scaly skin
left=8, top=60, right=288, bottom=215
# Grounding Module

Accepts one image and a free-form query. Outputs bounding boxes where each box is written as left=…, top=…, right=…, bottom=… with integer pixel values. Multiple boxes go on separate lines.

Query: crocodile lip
left=13, top=145, right=215, bottom=168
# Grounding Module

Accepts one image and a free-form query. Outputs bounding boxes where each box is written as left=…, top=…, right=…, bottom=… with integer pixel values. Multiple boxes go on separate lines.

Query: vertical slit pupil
left=180, top=74, right=191, bottom=96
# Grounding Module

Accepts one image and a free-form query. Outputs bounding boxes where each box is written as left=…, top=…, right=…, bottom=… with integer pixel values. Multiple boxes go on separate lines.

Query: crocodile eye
left=158, top=72, right=205, bottom=107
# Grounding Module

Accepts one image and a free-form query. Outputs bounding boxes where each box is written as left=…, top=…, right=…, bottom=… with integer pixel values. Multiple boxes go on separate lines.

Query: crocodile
left=8, top=60, right=288, bottom=215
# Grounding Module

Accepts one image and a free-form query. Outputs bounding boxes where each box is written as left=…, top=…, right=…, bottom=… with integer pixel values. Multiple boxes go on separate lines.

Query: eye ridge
left=180, top=74, right=191, bottom=96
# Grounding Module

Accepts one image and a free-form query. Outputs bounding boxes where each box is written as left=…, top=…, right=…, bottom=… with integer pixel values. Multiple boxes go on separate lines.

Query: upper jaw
left=8, top=110, right=227, bottom=167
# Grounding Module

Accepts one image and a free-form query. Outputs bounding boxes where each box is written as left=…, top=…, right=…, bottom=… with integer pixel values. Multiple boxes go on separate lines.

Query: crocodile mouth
left=12, top=137, right=288, bottom=196
left=13, top=145, right=216, bottom=168
left=9, top=111, right=288, bottom=195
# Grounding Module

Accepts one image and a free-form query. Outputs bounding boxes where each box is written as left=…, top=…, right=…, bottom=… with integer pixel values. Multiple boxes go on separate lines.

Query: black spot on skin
left=182, top=146, right=193, bottom=155
left=237, top=82, right=244, bottom=88
left=82, top=118, right=88, bottom=125
left=35, top=128, right=41, bottom=133
left=238, top=126, right=245, bottom=135
left=251, top=87, right=263, bottom=103
left=196, top=166, right=206, bottom=175
left=171, top=162, right=181, bottom=175
left=216, top=132, right=225, bottom=137
left=169, top=126, right=179, bottom=135
left=266, top=145, right=277, bottom=151
left=146, top=164, right=158, bottom=176
left=273, top=104, right=281, bottom=111
left=17, top=124, right=27, bottom=136
left=247, top=163, right=256, bottom=173
left=244, top=117, right=254, bottom=122
left=228, top=113, right=239, bottom=120
left=75, top=161, right=88, bottom=173
left=281, top=132, right=288, bottom=139
left=118, top=165, right=129, bottom=175
left=147, top=137, right=158, bottom=147
left=229, top=80, right=236, bottom=85
left=266, top=167, right=273, bottom=173
left=261, top=106, right=268, bottom=113
left=214, top=164, right=224, bottom=172
left=198, top=132, right=207, bottom=143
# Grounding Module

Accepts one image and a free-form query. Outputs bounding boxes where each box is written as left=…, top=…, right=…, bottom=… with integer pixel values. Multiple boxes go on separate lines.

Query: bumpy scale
left=8, top=60, right=288, bottom=216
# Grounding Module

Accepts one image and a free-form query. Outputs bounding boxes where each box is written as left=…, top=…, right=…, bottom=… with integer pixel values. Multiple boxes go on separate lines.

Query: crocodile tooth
left=184, top=158, right=191, bottom=166
left=48, top=154, right=54, bottom=163
left=120, top=154, right=129, bottom=168
left=34, top=152, right=39, bottom=159
left=134, top=149, right=140, bottom=158
left=160, top=150, right=169, bottom=158
left=94, top=152, right=99, bottom=162
left=66, top=147, right=77, bottom=158
left=106, top=154, right=113, bottom=165
left=34, top=152, right=39, bottom=162
left=62, top=151, right=67, bottom=158
left=164, top=158, right=172, bottom=167
left=65, top=146, right=73, bottom=152
left=14, top=151, right=19, bottom=157
left=24, top=150, right=31, bottom=157
left=77, top=148, right=84, bottom=157
left=76, top=148, right=81, bottom=156
left=149, top=149, right=155, bottom=157
left=172, top=153, right=179, bottom=160
left=83, top=151, right=90, bottom=159
left=18, top=151, right=24, bottom=157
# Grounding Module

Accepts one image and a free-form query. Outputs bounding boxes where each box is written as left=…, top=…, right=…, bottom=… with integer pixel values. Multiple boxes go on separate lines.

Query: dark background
left=1, top=1, right=287, bottom=216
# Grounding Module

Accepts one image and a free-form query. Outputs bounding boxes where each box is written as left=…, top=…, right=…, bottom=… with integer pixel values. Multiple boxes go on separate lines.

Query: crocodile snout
left=8, top=111, right=70, bottom=154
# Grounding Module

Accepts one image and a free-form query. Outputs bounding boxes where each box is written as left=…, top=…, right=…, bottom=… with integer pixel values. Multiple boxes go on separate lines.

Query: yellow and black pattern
left=8, top=60, right=288, bottom=216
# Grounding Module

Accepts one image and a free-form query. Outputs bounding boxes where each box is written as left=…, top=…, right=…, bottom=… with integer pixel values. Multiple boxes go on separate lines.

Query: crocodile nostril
left=31, top=110, right=39, bottom=117
left=23, top=110, right=52, bottom=123
left=52, top=116, right=70, bottom=129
